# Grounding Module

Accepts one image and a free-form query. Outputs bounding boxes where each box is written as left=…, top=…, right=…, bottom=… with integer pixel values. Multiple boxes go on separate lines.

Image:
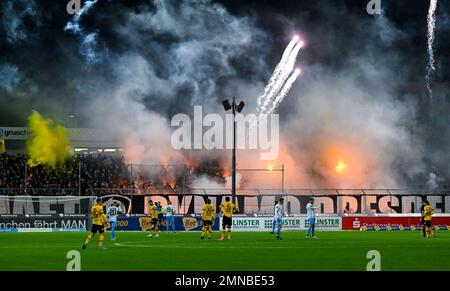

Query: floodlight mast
left=222, top=97, right=245, bottom=205
left=232, top=97, right=237, bottom=204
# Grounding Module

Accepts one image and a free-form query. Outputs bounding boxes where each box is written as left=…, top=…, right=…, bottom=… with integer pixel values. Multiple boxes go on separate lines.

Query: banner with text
left=219, top=216, right=342, bottom=232
left=0, top=214, right=87, bottom=232
left=342, top=215, right=450, bottom=231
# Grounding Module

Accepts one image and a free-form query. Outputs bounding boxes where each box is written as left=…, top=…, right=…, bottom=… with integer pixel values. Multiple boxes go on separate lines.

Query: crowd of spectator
left=0, top=153, right=189, bottom=194
left=0, top=153, right=130, bottom=190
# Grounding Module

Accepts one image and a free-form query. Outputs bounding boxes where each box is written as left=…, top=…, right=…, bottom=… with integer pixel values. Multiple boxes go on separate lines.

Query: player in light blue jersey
left=274, top=198, right=284, bottom=240
left=106, top=201, right=123, bottom=241
left=270, top=200, right=278, bottom=234
left=306, top=198, right=320, bottom=239
left=165, top=201, right=176, bottom=233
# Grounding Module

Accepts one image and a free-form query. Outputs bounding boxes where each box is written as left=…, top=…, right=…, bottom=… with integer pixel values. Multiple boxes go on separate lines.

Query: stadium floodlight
left=222, top=100, right=232, bottom=111
left=222, top=97, right=245, bottom=204
left=236, top=101, right=245, bottom=113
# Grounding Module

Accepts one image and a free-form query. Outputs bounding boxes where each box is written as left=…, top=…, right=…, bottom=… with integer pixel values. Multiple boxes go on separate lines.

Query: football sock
left=98, top=234, right=104, bottom=246
left=85, top=233, right=93, bottom=244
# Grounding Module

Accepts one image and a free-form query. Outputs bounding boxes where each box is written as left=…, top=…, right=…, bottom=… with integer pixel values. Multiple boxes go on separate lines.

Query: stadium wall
left=97, top=193, right=450, bottom=215
left=2, top=193, right=450, bottom=215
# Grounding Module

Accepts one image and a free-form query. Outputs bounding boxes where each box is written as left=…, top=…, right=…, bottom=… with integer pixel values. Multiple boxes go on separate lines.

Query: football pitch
left=1, top=231, right=450, bottom=271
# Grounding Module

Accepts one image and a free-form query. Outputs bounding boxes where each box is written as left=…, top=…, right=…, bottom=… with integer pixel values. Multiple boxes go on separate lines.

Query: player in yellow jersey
left=423, top=200, right=436, bottom=238
left=420, top=199, right=426, bottom=238
left=201, top=199, right=215, bottom=240
left=82, top=198, right=109, bottom=250
left=147, top=200, right=160, bottom=238
left=219, top=196, right=238, bottom=240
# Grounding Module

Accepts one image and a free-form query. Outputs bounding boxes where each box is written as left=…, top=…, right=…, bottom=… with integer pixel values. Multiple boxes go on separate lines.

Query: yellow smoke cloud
left=26, top=111, right=73, bottom=168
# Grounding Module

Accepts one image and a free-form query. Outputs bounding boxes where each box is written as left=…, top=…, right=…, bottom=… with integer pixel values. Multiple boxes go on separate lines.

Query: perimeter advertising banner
left=342, top=216, right=450, bottom=231
left=0, top=214, right=87, bottom=232
left=114, top=215, right=220, bottom=231
left=219, top=216, right=342, bottom=232
left=114, top=215, right=341, bottom=232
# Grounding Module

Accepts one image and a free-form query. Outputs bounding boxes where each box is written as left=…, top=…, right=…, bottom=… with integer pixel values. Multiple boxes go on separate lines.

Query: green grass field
left=1, top=230, right=450, bottom=271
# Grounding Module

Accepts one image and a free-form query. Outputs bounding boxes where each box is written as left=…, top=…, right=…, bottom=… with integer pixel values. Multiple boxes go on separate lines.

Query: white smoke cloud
left=79, top=0, right=432, bottom=190
left=426, top=172, right=442, bottom=190
left=81, top=0, right=270, bottom=188
left=1, top=0, right=40, bottom=43
left=426, top=0, right=439, bottom=100
left=281, top=62, right=425, bottom=188
left=64, top=0, right=101, bottom=65
left=0, top=63, right=22, bottom=94
left=112, top=0, right=267, bottom=107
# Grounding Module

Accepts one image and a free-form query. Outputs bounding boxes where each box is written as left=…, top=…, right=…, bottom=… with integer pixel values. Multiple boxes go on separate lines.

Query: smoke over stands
left=0, top=0, right=449, bottom=190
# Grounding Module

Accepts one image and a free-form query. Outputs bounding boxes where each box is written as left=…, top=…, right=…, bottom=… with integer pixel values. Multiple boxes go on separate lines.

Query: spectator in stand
left=1, top=153, right=189, bottom=194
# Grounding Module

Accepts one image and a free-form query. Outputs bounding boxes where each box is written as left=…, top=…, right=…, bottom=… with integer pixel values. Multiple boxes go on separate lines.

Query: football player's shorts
left=308, top=217, right=316, bottom=225
left=202, top=220, right=213, bottom=226
left=166, top=215, right=174, bottom=224
left=110, top=221, right=117, bottom=229
left=151, top=218, right=159, bottom=225
left=222, top=216, right=232, bottom=228
left=91, top=224, right=104, bottom=234
left=275, top=217, right=283, bottom=226
left=424, top=220, right=432, bottom=227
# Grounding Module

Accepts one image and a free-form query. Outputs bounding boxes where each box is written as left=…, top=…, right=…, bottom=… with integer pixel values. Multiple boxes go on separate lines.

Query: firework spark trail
left=426, top=0, right=438, bottom=101
left=64, top=0, right=100, bottom=64
left=261, top=41, right=302, bottom=113
left=266, top=69, right=302, bottom=114
left=64, top=0, right=99, bottom=33
left=256, top=36, right=299, bottom=109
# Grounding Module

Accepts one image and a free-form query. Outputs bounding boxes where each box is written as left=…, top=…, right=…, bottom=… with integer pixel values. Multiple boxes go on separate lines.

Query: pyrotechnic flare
left=26, top=111, right=73, bottom=168
left=426, top=0, right=438, bottom=101
left=335, top=160, right=347, bottom=174
left=256, top=35, right=300, bottom=109
left=250, top=36, right=303, bottom=131
left=261, top=40, right=303, bottom=114
left=267, top=68, right=302, bottom=114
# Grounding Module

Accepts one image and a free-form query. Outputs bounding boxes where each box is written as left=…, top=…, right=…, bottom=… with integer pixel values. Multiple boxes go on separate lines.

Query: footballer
left=274, top=198, right=284, bottom=240
left=423, top=200, right=436, bottom=238
left=147, top=200, right=160, bottom=238
left=219, top=196, right=238, bottom=240
left=306, top=197, right=320, bottom=239
left=106, top=201, right=123, bottom=241
left=201, top=199, right=215, bottom=240
left=82, top=198, right=110, bottom=250
left=165, top=201, right=176, bottom=233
